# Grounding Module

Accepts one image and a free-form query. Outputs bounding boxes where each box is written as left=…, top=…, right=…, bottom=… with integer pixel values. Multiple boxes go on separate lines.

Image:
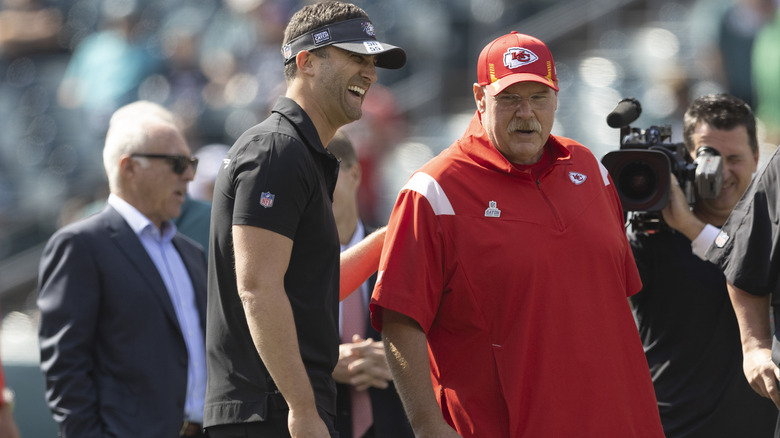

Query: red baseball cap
left=477, top=31, right=558, bottom=95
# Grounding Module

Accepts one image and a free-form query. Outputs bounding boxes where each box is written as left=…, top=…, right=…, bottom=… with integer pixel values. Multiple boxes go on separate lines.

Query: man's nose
left=362, top=63, right=377, bottom=85
left=514, top=99, right=534, bottom=117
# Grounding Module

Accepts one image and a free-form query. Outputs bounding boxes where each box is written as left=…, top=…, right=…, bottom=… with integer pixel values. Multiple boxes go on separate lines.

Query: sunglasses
left=131, top=153, right=199, bottom=175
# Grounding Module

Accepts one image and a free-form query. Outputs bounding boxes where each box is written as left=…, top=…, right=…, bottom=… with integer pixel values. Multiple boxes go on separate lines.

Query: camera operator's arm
left=661, top=175, right=717, bottom=259
left=727, top=280, right=780, bottom=408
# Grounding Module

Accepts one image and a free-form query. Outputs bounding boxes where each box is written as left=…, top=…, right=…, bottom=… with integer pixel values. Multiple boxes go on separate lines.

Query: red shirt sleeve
left=370, top=187, right=447, bottom=333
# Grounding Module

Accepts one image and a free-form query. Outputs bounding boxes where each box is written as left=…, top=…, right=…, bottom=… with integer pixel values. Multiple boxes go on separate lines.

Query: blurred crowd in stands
left=0, top=0, right=779, bottom=292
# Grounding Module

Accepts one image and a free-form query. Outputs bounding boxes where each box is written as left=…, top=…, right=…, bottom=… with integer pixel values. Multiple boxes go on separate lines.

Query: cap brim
left=485, top=73, right=559, bottom=95
left=332, top=41, right=407, bottom=69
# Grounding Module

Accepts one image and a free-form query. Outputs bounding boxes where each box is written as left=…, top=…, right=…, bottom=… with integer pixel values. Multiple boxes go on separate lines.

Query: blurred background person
left=54, top=100, right=216, bottom=252
left=37, top=106, right=207, bottom=437
left=751, top=5, right=780, bottom=145
left=714, top=0, right=775, bottom=108
left=57, top=0, right=164, bottom=140
left=188, top=143, right=230, bottom=203
left=340, top=83, right=407, bottom=226
left=328, top=130, right=413, bottom=438
left=175, top=143, right=230, bottom=252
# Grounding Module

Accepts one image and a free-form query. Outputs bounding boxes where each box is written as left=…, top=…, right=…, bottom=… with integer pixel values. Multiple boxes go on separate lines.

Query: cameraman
left=629, top=93, right=777, bottom=437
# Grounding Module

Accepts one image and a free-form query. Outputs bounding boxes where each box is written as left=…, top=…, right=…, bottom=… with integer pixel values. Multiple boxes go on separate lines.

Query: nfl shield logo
left=260, top=192, right=275, bottom=208
left=715, top=230, right=729, bottom=248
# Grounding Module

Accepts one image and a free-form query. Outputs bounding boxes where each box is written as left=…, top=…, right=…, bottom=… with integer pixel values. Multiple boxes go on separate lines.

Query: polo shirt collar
left=271, top=96, right=331, bottom=158
left=458, top=110, right=571, bottom=175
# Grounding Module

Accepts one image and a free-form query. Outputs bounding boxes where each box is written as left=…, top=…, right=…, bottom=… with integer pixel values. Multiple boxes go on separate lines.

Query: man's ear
left=296, top=50, right=316, bottom=76
left=473, top=83, right=486, bottom=113
left=119, top=154, right=138, bottom=178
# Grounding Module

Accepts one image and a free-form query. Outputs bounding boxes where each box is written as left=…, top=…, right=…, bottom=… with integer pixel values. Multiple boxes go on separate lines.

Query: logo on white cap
left=504, top=47, right=538, bottom=70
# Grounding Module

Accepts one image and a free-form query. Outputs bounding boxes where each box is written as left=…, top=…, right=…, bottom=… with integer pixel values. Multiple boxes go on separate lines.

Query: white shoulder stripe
left=401, top=172, right=455, bottom=216
left=598, top=160, right=611, bottom=187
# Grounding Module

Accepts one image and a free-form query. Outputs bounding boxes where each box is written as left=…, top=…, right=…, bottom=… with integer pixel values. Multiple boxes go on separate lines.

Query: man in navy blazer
left=37, top=103, right=207, bottom=437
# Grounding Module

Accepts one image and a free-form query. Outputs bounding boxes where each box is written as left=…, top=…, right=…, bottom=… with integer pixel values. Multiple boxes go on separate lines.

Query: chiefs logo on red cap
left=504, top=47, right=538, bottom=69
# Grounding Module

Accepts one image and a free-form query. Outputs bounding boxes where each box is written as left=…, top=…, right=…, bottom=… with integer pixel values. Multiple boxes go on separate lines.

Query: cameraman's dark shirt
left=629, top=229, right=777, bottom=438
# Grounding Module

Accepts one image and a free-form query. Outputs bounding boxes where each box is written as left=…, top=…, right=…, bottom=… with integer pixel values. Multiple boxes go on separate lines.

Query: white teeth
left=348, top=86, right=366, bottom=96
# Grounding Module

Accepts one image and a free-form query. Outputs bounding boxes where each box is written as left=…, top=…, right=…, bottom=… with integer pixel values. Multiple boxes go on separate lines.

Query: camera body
left=600, top=98, right=723, bottom=232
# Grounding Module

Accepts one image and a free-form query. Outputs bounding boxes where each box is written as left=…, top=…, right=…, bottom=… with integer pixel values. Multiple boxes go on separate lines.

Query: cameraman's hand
left=661, top=174, right=705, bottom=240
left=742, top=347, right=780, bottom=408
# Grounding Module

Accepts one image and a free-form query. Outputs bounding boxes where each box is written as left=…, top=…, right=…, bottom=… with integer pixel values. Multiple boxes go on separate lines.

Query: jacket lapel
left=103, top=207, right=181, bottom=331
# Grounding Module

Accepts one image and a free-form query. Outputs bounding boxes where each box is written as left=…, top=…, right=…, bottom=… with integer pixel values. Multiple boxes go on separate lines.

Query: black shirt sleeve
left=706, top=147, right=780, bottom=297
left=231, top=132, right=315, bottom=240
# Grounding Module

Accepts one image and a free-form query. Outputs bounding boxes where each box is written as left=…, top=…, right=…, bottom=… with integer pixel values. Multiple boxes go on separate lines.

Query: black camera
left=600, top=98, right=723, bottom=231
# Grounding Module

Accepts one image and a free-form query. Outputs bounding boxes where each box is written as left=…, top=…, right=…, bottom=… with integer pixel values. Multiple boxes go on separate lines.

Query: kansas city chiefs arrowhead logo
left=569, top=172, right=587, bottom=185
left=504, top=47, right=538, bottom=69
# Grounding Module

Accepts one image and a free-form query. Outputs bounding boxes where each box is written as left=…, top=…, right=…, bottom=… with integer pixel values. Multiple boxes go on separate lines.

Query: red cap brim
left=484, top=73, right=559, bottom=96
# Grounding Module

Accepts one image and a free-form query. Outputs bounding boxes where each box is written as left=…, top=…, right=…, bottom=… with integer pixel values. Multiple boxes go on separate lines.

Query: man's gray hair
left=102, top=102, right=178, bottom=192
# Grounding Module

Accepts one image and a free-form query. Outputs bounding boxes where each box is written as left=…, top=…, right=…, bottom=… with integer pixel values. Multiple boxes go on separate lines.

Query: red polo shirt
left=371, top=112, right=663, bottom=437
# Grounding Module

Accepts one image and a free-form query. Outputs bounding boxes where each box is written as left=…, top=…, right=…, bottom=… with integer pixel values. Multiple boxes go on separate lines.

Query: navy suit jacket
left=37, top=206, right=207, bottom=438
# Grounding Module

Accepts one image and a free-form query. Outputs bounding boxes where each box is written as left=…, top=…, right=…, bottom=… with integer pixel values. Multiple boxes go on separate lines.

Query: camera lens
left=618, top=161, right=657, bottom=202
left=601, top=149, right=670, bottom=212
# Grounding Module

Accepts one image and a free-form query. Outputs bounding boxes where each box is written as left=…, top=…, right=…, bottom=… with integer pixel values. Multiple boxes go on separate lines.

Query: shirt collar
left=271, top=96, right=331, bottom=158
left=108, top=193, right=177, bottom=241
left=271, top=95, right=340, bottom=196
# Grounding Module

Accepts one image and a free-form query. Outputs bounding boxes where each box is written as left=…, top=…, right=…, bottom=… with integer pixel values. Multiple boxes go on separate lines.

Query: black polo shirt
left=630, top=229, right=777, bottom=437
left=205, top=96, right=340, bottom=427
left=707, top=145, right=780, bottom=354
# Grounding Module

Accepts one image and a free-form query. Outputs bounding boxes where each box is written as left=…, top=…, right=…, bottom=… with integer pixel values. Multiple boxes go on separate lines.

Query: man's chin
left=700, top=196, right=736, bottom=213
left=168, top=206, right=183, bottom=222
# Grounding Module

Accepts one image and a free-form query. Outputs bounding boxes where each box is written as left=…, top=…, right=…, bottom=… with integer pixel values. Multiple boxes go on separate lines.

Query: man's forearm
left=727, top=281, right=773, bottom=352
left=381, top=309, right=456, bottom=435
left=340, top=226, right=386, bottom=301
left=726, top=281, right=780, bottom=406
left=241, top=287, right=318, bottom=413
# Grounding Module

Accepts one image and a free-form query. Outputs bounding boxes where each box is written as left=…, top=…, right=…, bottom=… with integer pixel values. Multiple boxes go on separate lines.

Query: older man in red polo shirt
left=370, top=32, right=664, bottom=437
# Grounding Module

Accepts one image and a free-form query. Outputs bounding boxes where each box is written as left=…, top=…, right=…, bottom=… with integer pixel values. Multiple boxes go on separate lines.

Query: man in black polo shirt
left=706, top=146, right=780, bottom=431
left=204, top=2, right=405, bottom=437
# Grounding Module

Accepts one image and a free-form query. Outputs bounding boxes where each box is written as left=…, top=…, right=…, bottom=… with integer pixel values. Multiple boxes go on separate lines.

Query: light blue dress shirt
left=108, top=194, right=206, bottom=423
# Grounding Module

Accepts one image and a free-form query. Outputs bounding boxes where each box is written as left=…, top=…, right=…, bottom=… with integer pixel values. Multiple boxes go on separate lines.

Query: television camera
left=600, top=98, right=723, bottom=232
